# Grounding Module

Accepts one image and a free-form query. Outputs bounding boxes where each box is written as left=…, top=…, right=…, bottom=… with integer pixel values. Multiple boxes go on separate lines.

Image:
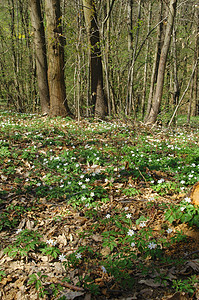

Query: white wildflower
left=127, top=229, right=135, bottom=236
left=139, top=222, right=146, bottom=228
left=126, top=214, right=132, bottom=219
left=75, top=252, right=82, bottom=259
left=184, top=197, right=191, bottom=203
left=59, top=254, right=66, bottom=262
left=148, top=242, right=157, bottom=249
left=46, top=239, right=57, bottom=246
left=101, top=266, right=107, bottom=273
left=158, top=178, right=164, bottom=184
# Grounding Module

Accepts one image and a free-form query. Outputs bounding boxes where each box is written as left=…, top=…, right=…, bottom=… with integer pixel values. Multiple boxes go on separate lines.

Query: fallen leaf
left=164, top=291, right=189, bottom=300
left=139, top=278, right=168, bottom=287
left=59, top=291, right=85, bottom=300
left=0, top=275, right=12, bottom=285
left=180, top=259, right=199, bottom=273
left=91, top=234, right=103, bottom=242
left=100, top=246, right=111, bottom=256
left=1, top=175, right=8, bottom=181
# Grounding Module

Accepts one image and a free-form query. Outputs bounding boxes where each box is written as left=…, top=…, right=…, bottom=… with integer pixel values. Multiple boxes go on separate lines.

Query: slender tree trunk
left=168, top=60, right=198, bottom=127
left=30, top=0, right=50, bottom=114
left=76, top=0, right=81, bottom=122
left=192, top=6, right=199, bottom=116
left=82, top=0, right=108, bottom=118
left=8, top=0, right=23, bottom=112
left=45, top=0, right=71, bottom=117
left=172, top=26, right=180, bottom=106
left=126, top=0, right=142, bottom=116
left=145, top=0, right=177, bottom=124
left=187, top=74, right=194, bottom=124
left=127, top=0, right=133, bottom=55
left=105, top=0, right=111, bottom=115
left=141, top=0, right=152, bottom=119
left=170, top=25, right=180, bottom=124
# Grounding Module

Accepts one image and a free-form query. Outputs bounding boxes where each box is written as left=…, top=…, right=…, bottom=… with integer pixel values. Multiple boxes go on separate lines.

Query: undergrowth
left=0, top=110, right=199, bottom=299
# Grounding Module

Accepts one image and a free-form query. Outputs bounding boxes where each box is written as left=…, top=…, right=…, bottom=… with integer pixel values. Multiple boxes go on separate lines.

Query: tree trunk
left=141, top=0, right=152, bottom=119
left=82, top=0, right=108, bottom=118
left=30, top=0, right=50, bottom=115
left=45, top=0, right=71, bottom=117
left=168, top=59, right=198, bottom=127
left=8, top=0, right=23, bottom=112
left=145, top=0, right=177, bottom=124
left=127, top=0, right=133, bottom=55
left=126, top=0, right=142, bottom=116
left=192, top=5, right=199, bottom=116
left=143, top=0, right=164, bottom=122
left=187, top=74, right=194, bottom=124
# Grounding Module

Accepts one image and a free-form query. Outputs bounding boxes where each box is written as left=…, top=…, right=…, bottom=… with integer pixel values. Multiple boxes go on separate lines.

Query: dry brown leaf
left=57, top=233, right=68, bottom=246
left=0, top=275, right=12, bottom=285
left=164, top=291, right=189, bottom=300
left=180, top=259, right=199, bottom=273
left=139, top=288, right=153, bottom=298
left=139, top=278, right=168, bottom=287
left=100, top=246, right=111, bottom=256
left=26, top=219, right=34, bottom=230
left=59, top=290, right=85, bottom=300
left=1, top=175, right=8, bottom=181
left=83, top=293, right=92, bottom=300
left=91, top=234, right=103, bottom=242
left=14, top=277, right=26, bottom=289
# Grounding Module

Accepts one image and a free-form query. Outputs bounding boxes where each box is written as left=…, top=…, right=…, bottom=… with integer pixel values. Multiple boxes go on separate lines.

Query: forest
left=0, top=0, right=199, bottom=300
left=0, top=0, right=198, bottom=123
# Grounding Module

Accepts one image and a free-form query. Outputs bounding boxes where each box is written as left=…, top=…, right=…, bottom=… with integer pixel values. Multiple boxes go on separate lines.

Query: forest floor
left=0, top=110, right=199, bottom=300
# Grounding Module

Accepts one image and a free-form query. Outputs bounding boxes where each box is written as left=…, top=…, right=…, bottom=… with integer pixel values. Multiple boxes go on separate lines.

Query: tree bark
left=144, top=0, right=163, bottom=122
left=192, top=5, right=199, bottom=116
left=127, top=0, right=133, bottom=55
left=141, top=0, right=152, bottom=119
left=45, top=0, right=71, bottom=117
left=145, top=0, right=177, bottom=124
left=126, top=0, right=142, bottom=116
left=168, top=59, right=198, bottom=127
left=82, top=0, right=108, bottom=118
left=30, top=0, right=50, bottom=114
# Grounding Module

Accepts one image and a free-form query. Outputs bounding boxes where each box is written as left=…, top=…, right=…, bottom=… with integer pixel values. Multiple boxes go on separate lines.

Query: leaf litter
left=0, top=111, right=199, bottom=299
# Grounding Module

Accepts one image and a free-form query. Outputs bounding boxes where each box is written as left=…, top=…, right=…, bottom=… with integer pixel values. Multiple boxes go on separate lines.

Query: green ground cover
left=0, top=110, right=199, bottom=299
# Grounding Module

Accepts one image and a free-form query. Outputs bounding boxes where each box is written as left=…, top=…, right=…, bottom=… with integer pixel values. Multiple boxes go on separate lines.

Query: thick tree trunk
left=30, top=0, right=50, bottom=115
left=144, top=1, right=163, bottom=122
left=45, top=0, right=71, bottom=117
left=145, top=0, right=177, bottom=124
left=82, top=0, right=108, bottom=118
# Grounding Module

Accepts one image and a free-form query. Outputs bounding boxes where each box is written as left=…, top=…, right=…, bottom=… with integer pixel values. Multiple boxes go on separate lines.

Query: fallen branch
left=49, top=277, right=85, bottom=292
